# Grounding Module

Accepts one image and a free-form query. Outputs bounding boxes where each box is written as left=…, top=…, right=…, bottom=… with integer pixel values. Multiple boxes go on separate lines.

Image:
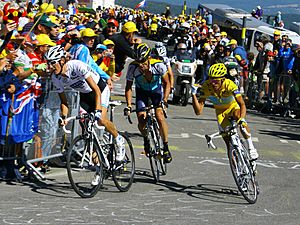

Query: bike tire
left=181, top=83, right=191, bottom=106
left=228, top=144, right=258, bottom=204
left=148, top=120, right=165, bottom=183
left=67, top=135, right=103, bottom=198
left=153, top=121, right=167, bottom=176
left=112, top=133, right=135, bottom=192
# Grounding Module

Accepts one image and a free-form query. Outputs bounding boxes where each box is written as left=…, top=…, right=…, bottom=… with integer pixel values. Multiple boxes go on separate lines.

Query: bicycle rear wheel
left=67, top=135, right=103, bottom=198
left=112, top=133, right=135, bottom=192
left=228, top=145, right=258, bottom=204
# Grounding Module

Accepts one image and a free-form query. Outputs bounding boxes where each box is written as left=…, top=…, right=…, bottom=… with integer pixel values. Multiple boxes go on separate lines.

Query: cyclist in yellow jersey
left=192, top=63, right=259, bottom=161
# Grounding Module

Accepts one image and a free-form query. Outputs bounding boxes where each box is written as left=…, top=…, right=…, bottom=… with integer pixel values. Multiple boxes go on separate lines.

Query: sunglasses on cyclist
left=209, top=78, right=222, bottom=84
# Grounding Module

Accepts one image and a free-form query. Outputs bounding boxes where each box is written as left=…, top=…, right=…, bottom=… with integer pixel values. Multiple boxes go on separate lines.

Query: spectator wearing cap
left=220, top=31, right=229, bottom=46
left=93, top=18, right=119, bottom=49
left=255, top=6, right=263, bottom=20
left=69, top=28, right=112, bottom=87
left=93, top=44, right=107, bottom=66
left=48, top=16, right=61, bottom=42
left=110, top=21, right=141, bottom=75
left=214, top=32, right=221, bottom=43
left=23, top=14, right=57, bottom=36
left=273, top=30, right=282, bottom=53
left=199, top=19, right=209, bottom=35
left=27, top=34, right=56, bottom=66
left=37, top=3, right=57, bottom=16
left=100, top=39, right=117, bottom=80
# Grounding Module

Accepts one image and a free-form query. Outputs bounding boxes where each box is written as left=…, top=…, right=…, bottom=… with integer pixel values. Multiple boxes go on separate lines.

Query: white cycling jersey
left=52, top=60, right=100, bottom=93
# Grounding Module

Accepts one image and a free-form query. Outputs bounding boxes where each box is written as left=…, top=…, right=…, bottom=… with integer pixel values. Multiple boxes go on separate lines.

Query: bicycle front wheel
left=112, top=133, right=135, bottom=192
left=228, top=146, right=258, bottom=204
left=66, top=135, right=103, bottom=198
left=148, top=121, right=165, bottom=183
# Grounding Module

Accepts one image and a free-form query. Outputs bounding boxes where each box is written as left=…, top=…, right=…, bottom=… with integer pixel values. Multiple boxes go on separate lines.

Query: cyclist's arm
left=167, top=65, right=174, bottom=88
left=192, top=95, right=206, bottom=115
left=162, top=72, right=170, bottom=102
left=59, top=92, right=69, bottom=118
left=125, top=80, right=133, bottom=107
left=235, top=95, right=247, bottom=119
left=86, top=76, right=101, bottom=110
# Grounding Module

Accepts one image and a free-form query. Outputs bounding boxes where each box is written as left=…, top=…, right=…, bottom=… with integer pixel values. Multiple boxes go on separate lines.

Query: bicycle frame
left=63, top=114, right=110, bottom=169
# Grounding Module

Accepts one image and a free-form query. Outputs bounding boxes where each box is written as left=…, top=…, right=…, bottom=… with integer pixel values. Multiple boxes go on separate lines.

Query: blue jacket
left=233, top=46, right=248, bottom=64
left=69, top=43, right=110, bottom=81
left=278, top=47, right=294, bottom=72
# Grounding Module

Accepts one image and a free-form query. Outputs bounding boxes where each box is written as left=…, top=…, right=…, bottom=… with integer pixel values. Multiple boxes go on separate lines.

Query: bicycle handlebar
left=126, top=104, right=168, bottom=124
left=60, top=116, right=77, bottom=134
left=60, top=113, right=105, bottom=134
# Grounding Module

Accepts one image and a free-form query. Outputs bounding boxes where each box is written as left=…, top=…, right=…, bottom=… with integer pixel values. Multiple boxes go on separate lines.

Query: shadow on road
left=133, top=169, right=249, bottom=204
left=158, top=180, right=249, bottom=205
left=259, top=129, right=300, bottom=140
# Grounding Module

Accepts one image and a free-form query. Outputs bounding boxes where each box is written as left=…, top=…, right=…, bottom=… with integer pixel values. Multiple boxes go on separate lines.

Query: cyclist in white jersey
left=45, top=45, right=125, bottom=163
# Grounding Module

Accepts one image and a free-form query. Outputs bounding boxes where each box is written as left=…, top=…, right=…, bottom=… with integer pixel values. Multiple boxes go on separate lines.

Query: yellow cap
left=201, top=19, right=206, bottom=23
left=103, top=39, right=115, bottom=46
left=36, top=34, right=56, bottom=46
left=39, top=3, right=57, bottom=14
left=220, top=31, right=227, bottom=36
left=228, top=39, right=237, bottom=45
left=80, top=28, right=97, bottom=37
left=49, top=15, right=60, bottom=26
left=122, top=21, right=138, bottom=33
left=27, top=12, right=34, bottom=19
left=274, top=30, right=281, bottom=36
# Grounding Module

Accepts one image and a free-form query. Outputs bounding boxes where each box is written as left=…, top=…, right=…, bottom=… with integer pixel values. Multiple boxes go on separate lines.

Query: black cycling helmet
left=134, top=43, right=151, bottom=63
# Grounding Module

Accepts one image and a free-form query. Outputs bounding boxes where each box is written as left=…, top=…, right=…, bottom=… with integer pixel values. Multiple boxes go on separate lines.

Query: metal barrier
left=0, top=78, right=81, bottom=180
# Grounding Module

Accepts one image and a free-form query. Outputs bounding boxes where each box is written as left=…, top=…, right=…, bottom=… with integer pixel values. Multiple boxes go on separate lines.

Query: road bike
left=62, top=101, right=135, bottom=198
left=205, top=119, right=258, bottom=204
left=128, top=104, right=167, bottom=183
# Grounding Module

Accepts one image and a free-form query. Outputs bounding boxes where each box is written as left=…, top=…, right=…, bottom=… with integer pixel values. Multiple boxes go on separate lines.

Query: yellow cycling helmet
left=208, top=63, right=227, bottom=78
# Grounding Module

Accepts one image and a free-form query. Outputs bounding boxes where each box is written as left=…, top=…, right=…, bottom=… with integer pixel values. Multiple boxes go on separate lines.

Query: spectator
left=110, top=21, right=141, bottom=76
left=273, top=30, right=282, bottom=54
left=255, top=6, right=263, bottom=20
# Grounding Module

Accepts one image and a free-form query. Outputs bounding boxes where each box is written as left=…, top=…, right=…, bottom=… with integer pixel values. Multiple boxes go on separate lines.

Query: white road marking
left=169, top=133, right=190, bottom=138
left=297, top=141, right=300, bottom=145
left=280, top=140, right=289, bottom=143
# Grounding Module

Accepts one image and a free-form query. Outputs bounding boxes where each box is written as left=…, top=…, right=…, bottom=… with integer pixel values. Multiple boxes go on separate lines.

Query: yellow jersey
left=199, top=79, right=241, bottom=110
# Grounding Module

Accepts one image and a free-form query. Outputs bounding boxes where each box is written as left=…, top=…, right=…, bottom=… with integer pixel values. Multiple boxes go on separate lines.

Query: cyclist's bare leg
left=155, top=108, right=172, bottom=162
left=233, top=109, right=257, bottom=159
left=98, top=107, right=118, bottom=138
left=137, top=111, right=147, bottom=137
left=155, top=108, right=168, bottom=143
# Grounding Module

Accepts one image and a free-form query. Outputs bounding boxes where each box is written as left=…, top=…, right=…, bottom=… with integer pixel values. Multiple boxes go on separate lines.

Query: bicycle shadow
left=132, top=170, right=249, bottom=204
left=157, top=180, right=249, bottom=205
left=19, top=178, right=80, bottom=199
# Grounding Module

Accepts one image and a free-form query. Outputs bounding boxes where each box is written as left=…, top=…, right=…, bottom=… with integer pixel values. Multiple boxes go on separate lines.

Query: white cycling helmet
left=153, top=42, right=167, bottom=57
left=44, top=45, right=65, bottom=63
